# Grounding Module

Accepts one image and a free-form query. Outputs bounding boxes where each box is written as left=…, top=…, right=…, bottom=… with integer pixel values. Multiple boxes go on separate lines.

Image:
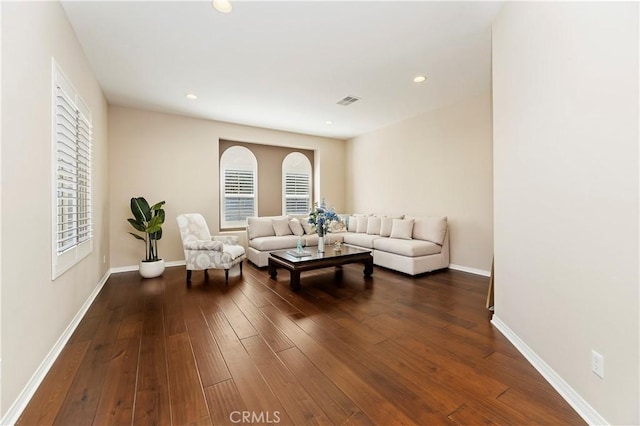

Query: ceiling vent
left=337, top=96, right=360, bottom=106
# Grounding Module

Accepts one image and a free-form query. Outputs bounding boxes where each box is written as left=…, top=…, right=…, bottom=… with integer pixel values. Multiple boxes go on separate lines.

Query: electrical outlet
left=592, top=350, right=604, bottom=379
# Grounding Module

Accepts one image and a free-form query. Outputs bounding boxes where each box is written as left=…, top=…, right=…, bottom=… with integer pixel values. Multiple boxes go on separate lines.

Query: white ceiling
left=61, top=1, right=503, bottom=140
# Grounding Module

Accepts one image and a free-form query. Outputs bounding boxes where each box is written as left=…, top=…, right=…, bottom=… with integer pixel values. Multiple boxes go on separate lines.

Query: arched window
left=282, top=152, right=312, bottom=215
left=220, top=146, right=257, bottom=228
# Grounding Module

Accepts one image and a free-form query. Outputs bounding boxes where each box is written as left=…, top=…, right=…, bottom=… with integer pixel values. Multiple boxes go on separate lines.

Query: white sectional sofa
left=246, top=214, right=449, bottom=276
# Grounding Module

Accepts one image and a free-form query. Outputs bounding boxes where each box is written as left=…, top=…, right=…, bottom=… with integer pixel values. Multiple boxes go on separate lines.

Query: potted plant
left=127, top=197, right=166, bottom=278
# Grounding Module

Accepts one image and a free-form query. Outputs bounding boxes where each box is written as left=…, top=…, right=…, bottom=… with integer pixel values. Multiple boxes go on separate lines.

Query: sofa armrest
left=213, top=235, right=240, bottom=245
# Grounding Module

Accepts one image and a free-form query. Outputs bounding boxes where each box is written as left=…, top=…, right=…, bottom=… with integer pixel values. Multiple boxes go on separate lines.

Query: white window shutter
left=52, top=61, right=93, bottom=278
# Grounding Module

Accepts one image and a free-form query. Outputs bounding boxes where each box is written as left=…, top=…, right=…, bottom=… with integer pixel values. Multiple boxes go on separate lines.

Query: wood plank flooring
left=17, top=263, right=585, bottom=425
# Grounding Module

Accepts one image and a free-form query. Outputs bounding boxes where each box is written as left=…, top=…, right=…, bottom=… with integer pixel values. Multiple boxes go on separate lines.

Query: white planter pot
left=139, top=259, right=165, bottom=278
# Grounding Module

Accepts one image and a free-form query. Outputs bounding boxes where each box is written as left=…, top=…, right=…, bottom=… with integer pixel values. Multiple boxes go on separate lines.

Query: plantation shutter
left=284, top=172, right=310, bottom=214
left=223, top=167, right=256, bottom=225
left=52, top=61, right=93, bottom=279
left=55, top=80, right=92, bottom=254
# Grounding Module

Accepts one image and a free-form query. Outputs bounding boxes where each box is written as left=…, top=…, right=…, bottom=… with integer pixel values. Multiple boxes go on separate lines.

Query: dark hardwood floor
left=17, top=263, right=585, bottom=425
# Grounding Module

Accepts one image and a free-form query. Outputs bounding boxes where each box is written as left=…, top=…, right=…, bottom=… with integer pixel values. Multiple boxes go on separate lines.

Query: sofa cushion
left=249, top=235, right=300, bottom=251
left=247, top=217, right=276, bottom=240
left=379, top=215, right=404, bottom=237
left=348, top=216, right=357, bottom=232
left=222, top=244, right=246, bottom=260
left=343, top=233, right=381, bottom=249
left=412, top=216, right=448, bottom=245
left=301, top=220, right=316, bottom=235
left=374, top=238, right=442, bottom=257
left=304, top=233, right=344, bottom=246
left=329, top=220, right=346, bottom=233
left=356, top=216, right=368, bottom=233
left=366, top=217, right=382, bottom=235
left=379, top=217, right=393, bottom=237
left=288, top=218, right=304, bottom=236
left=390, top=218, right=414, bottom=240
left=273, top=217, right=293, bottom=236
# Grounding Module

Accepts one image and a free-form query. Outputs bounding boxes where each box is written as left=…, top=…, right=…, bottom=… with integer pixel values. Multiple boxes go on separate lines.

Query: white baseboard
left=449, top=263, right=491, bottom=277
left=109, top=260, right=185, bottom=274
left=1, top=269, right=111, bottom=426
left=491, top=315, right=608, bottom=426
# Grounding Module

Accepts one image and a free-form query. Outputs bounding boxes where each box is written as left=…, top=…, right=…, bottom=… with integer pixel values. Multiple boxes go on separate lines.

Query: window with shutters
left=220, top=146, right=258, bottom=229
left=282, top=152, right=312, bottom=215
left=51, top=61, right=93, bottom=279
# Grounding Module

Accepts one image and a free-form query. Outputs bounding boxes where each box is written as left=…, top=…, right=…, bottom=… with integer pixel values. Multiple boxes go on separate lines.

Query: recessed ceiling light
left=413, top=75, right=427, bottom=83
left=325, top=121, right=334, bottom=125
left=212, top=0, right=232, bottom=13
left=186, top=93, right=198, bottom=100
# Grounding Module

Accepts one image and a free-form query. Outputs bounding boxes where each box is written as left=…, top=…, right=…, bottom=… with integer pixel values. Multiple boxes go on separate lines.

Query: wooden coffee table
left=268, top=245, right=373, bottom=291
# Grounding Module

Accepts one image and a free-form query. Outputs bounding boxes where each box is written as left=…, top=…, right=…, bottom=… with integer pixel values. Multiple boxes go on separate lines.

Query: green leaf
left=150, top=228, right=163, bottom=240
left=146, top=215, right=163, bottom=232
left=128, top=232, right=146, bottom=241
left=127, top=218, right=146, bottom=233
left=150, top=201, right=166, bottom=211
left=153, top=208, right=165, bottom=225
left=131, top=197, right=151, bottom=222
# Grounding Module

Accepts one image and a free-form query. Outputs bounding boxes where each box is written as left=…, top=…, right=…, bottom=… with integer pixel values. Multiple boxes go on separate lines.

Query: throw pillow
left=366, top=217, right=382, bottom=235
left=273, top=217, right=293, bottom=236
left=390, top=218, right=415, bottom=240
left=247, top=217, right=276, bottom=240
left=288, top=218, right=304, bottom=236
left=356, top=216, right=368, bottom=233
left=348, top=215, right=358, bottom=232
left=380, top=217, right=394, bottom=237
left=330, top=220, right=346, bottom=233
left=301, top=220, right=316, bottom=235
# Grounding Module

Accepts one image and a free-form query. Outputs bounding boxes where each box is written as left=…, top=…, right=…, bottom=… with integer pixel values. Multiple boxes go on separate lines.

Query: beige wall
left=219, top=140, right=314, bottom=221
left=493, top=2, right=639, bottom=424
left=109, top=106, right=345, bottom=268
left=345, top=93, right=494, bottom=272
left=1, top=1, right=109, bottom=415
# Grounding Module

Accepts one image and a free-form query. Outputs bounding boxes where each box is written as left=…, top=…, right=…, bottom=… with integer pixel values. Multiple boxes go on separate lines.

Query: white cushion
left=356, top=216, right=368, bottom=233
left=412, top=216, right=448, bottom=245
left=390, top=219, right=414, bottom=240
left=342, top=233, right=381, bottom=249
left=247, top=217, right=275, bottom=240
left=273, top=217, right=293, bottom=236
left=373, top=238, right=441, bottom=257
left=222, top=244, right=246, bottom=260
left=348, top=216, right=358, bottom=232
left=288, top=218, right=304, bottom=236
left=366, top=217, right=381, bottom=235
left=249, top=235, right=300, bottom=251
left=301, top=220, right=316, bottom=235
left=379, top=217, right=394, bottom=237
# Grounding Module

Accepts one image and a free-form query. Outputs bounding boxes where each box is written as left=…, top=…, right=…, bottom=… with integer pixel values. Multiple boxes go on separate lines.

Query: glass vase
left=318, top=232, right=324, bottom=253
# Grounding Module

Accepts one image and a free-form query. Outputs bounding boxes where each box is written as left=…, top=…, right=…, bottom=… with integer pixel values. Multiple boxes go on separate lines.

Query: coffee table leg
left=268, top=259, right=278, bottom=279
left=335, top=265, right=343, bottom=280
left=363, top=258, right=373, bottom=277
left=290, top=271, right=301, bottom=291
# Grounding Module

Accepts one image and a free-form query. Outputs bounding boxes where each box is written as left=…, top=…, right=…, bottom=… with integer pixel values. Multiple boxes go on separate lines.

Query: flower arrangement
left=308, top=199, right=341, bottom=237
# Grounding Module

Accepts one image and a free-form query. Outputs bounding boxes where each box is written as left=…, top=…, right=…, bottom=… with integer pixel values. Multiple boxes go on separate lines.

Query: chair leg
left=186, top=270, right=192, bottom=285
left=240, top=261, right=243, bottom=275
left=204, top=269, right=209, bottom=281
left=225, top=269, right=229, bottom=285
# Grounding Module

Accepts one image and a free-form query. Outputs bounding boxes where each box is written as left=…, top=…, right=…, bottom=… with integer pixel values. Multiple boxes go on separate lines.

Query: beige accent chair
left=176, top=213, right=246, bottom=285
